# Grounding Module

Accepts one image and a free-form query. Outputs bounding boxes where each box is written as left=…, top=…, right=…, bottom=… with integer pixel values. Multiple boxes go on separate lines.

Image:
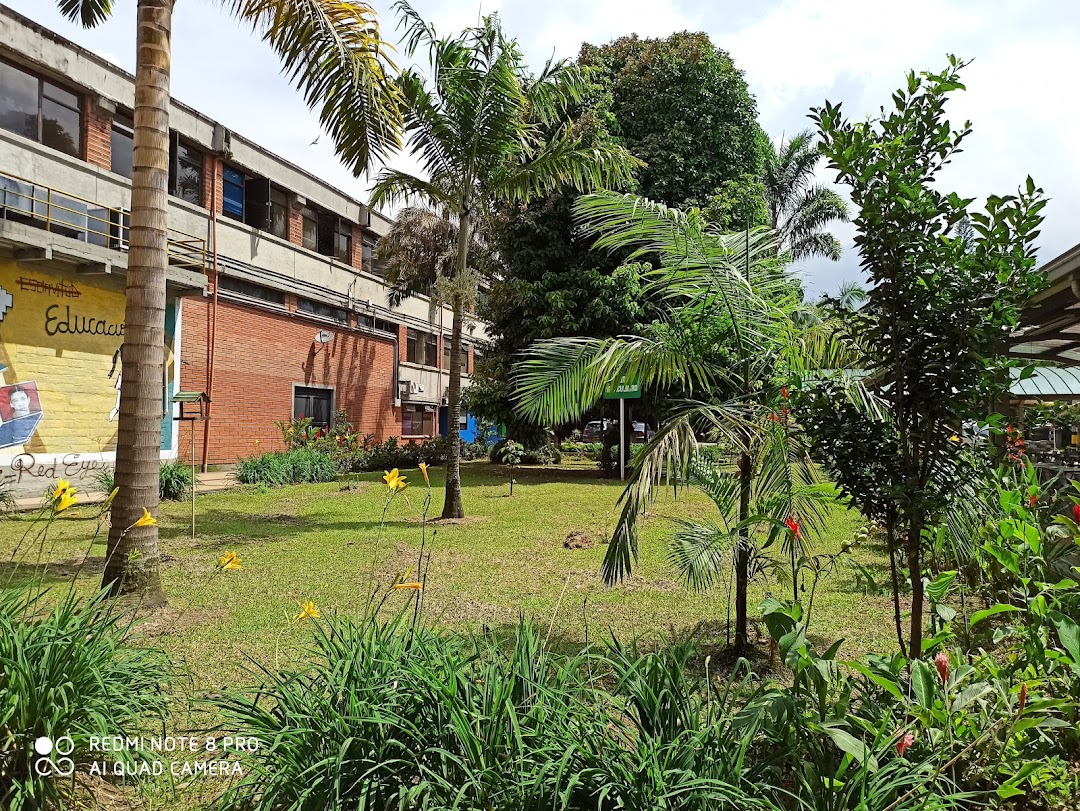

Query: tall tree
left=61, top=0, right=402, bottom=604
left=515, top=193, right=851, bottom=649
left=579, top=32, right=763, bottom=206
left=761, top=129, right=850, bottom=261
left=801, top=58, right=1046, bottom=657
left=368, top=2, right=639, bottom=519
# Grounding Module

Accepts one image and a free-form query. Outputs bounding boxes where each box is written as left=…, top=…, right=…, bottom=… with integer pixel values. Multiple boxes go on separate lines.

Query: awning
left=1010, top=242, right=1080, bottom=366
left=1009, top=366, right=1080, bottom=400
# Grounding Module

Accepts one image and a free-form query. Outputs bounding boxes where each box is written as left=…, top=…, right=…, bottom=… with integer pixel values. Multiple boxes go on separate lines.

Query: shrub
left=235, top=449, right=337, bottom=486
left=94, top=459, right=195, bottom=501
left=159, top=459, right=194, bottom=500
left=0, top=589, right=171, bottom=810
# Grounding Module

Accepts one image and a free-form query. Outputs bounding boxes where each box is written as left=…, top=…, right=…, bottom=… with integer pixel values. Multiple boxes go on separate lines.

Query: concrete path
left=10, top=470, right=238, bottom=512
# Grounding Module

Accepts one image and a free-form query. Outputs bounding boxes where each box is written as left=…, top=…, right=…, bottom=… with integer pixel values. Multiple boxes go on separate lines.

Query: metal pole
left=619, top=398, right=626, bottom=482
left=191, top=424, right=196, bottom=540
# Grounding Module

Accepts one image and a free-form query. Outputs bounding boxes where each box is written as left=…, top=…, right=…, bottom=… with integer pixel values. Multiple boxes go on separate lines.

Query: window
left=298, top=298, right=347, bottom=323
left=361, top=238, right=376, bottom=274
left=270, top=187, right=289, bottom=239
left=403, top=405, right=434, bottom=437
left=222, top=166, right=245, bottom=221
left=0, top=59, right=82, bottom=158
left=442, top=339, right=471, bottom=373
left=406, top=328, right=421, bottom=364
left=300, top=205, right=318, bottom=251
left=168, top=134, right=204, bottom=206
left=110, top=111, right=134, bottom=178
left=218, top=275, right=285, bottom=306
left=293, top=386, right=333, bottom=429
left=425, top=333, right=439, bottom=367
left=334, top=219, right=352, bottom=264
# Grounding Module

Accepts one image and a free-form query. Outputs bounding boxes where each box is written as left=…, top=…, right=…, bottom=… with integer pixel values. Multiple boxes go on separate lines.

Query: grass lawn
left=2, top=461, right=895, bottom=692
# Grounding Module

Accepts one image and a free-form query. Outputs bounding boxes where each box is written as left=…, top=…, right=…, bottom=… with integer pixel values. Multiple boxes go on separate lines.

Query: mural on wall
left=0, top=259, right=177, bottom=492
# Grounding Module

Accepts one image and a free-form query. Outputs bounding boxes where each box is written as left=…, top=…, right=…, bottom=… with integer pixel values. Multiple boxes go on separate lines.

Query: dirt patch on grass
left=563, top=530, right=595, bottom=550
left=428, top=516, right=489, bottom=526
left=136, top=605, right=228, bottom=638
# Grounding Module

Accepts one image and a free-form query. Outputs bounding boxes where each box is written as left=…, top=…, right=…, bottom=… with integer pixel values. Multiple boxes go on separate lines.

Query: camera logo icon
left=33, top=736, right=75, bottom=777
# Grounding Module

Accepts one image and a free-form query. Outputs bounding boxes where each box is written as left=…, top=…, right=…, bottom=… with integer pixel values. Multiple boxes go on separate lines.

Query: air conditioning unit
left=211, top=123, right=233, bottom=158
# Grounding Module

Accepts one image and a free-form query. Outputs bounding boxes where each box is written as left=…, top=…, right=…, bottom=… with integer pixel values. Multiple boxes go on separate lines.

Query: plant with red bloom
left=781, top=386, right=789, bottom=399
left=1018, top=682, right=1028, bottom=712
left=1072, top=503, right=1080, bottom=525
left=1028, top=492, right=1038, bottom=507
left=895, top=730, right=915, bottom=757
left=785, top=516, right=801, bottom=539
left=935, top=650, right=950, bottom=684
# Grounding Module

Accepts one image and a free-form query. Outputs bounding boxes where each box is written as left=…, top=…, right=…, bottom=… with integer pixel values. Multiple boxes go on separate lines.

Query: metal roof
left=1009, top=366, right=1080, bottom=399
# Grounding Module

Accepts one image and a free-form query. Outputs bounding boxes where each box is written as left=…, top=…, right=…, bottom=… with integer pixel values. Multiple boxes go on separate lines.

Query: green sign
left=603, top=376, right=641, bottom=400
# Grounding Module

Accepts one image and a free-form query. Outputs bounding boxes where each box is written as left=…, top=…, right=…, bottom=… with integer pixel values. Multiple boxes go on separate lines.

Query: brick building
left=0, top=5, right=484, bottom=497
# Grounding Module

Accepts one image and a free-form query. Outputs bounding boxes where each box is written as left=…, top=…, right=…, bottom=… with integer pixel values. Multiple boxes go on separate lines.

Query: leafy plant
left=0, top=589, right=171, bottom=810
left=801, top=57, right=1047, bottom=657
left=95, top=459, right=194, bottom=501
left=499, top=440, right=524, bottom=494
left=235, top=449, right=337, bottom=487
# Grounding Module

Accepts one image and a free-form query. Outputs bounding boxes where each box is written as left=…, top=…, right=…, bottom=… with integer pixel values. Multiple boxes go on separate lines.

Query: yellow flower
left=103, top=487, right=119, bottom=507
left=53, top=478, right=73, bottom=498
left=294, top=600, right=320, bottom=622
left=133, top=508, right=157, bottom=528
left=392, top=582, right=423, bottom=591
left=218, top=551, right=242, bottom=571
left=383, top=468, right=409, bottom=492
left=948, top=435, right=961, bottom=443
left=54, top=491, right=79, bottom=513
left=418, top=462, right=429, bottom=486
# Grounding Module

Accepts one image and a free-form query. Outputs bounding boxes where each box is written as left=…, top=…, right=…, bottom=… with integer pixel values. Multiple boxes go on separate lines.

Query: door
left=293, top=387, right=332, bottom=429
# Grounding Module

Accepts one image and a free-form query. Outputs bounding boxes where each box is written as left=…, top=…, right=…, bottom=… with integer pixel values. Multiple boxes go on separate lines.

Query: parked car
left=582, top=420, right=607, bottom=442
left=631, top=422, right=653, bottom=441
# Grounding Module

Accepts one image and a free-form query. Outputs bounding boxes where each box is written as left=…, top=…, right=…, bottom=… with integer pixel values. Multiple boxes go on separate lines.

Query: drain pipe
left=201, top=156, right=221, bottom=472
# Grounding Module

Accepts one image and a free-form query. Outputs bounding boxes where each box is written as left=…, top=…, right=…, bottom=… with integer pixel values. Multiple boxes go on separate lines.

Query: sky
left=5, top=0, right=1079, bottom=296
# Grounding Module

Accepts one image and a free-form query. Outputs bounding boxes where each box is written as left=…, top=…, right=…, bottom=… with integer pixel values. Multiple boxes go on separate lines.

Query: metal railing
left=0, top=167, right=208, bottom=272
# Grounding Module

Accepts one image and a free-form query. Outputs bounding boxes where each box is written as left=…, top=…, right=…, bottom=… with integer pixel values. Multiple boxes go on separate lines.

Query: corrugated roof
left=1010, top=366, right=1080, bottom=398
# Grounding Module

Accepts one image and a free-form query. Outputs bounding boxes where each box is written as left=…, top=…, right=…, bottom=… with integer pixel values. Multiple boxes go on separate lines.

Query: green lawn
left=2, top=461, right=894, bottom=692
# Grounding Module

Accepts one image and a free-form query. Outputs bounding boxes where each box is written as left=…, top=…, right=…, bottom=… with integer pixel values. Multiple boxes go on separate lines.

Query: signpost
left=602, top=376, right=642, bottom=481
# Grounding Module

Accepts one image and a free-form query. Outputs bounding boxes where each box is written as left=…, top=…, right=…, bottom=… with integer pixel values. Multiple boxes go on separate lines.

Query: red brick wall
left=84, top=104, right=111, bottom=170
left=288, top=204, right=303, bottom=246
left=202, top=155, right=222, bottom=213
left=178, top=294, right=401, bottom=465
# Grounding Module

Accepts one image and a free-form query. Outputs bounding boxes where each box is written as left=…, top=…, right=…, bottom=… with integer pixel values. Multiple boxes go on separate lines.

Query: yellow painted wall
left=0, top=259, right=173, bottom=458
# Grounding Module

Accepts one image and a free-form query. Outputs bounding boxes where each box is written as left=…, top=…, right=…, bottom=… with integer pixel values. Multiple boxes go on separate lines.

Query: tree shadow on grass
left=0, top=554, right=105, bottom=590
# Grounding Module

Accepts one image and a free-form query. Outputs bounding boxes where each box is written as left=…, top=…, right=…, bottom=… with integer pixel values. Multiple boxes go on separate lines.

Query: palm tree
left=762, top=129, right=850, bottom=262
left=368, top=2, right=640, bottom=519
left=61, top=0, right=402, bottom=604
left=516, top=193, right=832, bottom=649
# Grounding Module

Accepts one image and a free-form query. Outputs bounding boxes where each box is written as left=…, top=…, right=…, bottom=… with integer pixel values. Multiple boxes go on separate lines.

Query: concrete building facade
left=0, top=5, right=483, bottom=497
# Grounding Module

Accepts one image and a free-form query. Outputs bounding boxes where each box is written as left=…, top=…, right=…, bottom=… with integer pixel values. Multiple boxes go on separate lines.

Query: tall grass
left=235, top=449, right=338, bottom=486
left=0, top=588, right=172, bottom=810
left=214, top=612, right=968, bottom=811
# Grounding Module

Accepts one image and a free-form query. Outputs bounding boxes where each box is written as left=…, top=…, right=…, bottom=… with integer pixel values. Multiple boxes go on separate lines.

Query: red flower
left=895, top=731, right=915, bottom=758
left=1018, top=682, right=1028, bottom=712
left=1028, top=493, right=1038, bottom=507
left=935, top=651, right=950, bottom=684
left=784, top=516, right=801, bottom=539
left=781, top=386, right=789, bottom=399
left=1072, top=504, right=1080, bottom=525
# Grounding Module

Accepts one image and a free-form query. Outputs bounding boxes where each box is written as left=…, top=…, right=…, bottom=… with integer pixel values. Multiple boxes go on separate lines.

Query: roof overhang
left=1010, top=241, right=1080, bottom=366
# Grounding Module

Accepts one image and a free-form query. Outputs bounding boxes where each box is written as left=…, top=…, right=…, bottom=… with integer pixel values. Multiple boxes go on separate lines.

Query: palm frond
left=668, top=520, right=735, bottom=591
left=56, top=0, right=111, bottom=27
left=222, top=0, right=403, bottom=172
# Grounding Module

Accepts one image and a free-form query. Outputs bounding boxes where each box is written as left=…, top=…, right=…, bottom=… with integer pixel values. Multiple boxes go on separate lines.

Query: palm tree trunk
left=101, top=0, right=171, bottom=606
left=440, top=209, right=469, bottom=519
left=735, top=450, right=752, bottom=650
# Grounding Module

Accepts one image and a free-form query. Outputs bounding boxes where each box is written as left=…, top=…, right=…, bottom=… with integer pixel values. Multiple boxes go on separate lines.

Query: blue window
left=222, top=166, right=244, bottom=220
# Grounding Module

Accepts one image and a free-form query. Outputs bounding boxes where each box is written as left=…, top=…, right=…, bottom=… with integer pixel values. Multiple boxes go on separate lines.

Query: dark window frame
left=218, top=275, right=285, bottom=306
left=298, top=297, right=348, bottom=323
left=168, top=131, right=205, bottom=207
left=0, top=57, right=83, bottom=158
left=402, top=404, right=435, bottom=437
left=222, top=164, right=245, bottom=221
left=110, top=110, right=134, bottom=178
